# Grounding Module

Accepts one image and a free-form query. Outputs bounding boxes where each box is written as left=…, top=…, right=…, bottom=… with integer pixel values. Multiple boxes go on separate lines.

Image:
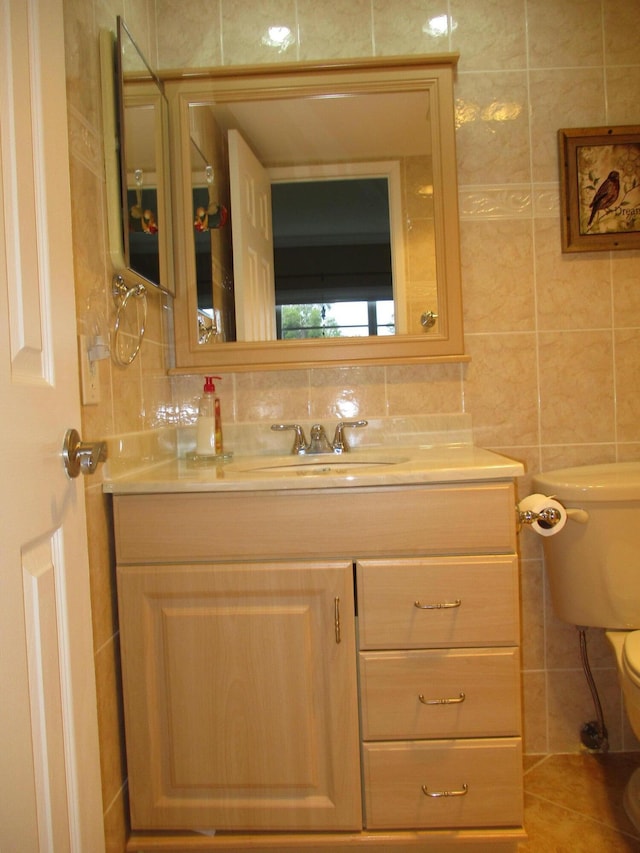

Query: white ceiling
left=213, top=89, right=432, bottom=167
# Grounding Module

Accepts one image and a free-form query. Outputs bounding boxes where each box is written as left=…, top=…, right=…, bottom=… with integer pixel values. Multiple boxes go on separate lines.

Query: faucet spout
left=307, top=424, right=334, bottom=454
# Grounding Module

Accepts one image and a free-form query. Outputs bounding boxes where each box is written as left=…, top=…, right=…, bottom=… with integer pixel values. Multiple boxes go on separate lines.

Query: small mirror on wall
left=100, top=17, right=174, bottom=295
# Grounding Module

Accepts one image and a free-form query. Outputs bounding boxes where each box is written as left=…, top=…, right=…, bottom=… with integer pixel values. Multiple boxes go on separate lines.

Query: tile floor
left=520, top=752, right=640, bottom=851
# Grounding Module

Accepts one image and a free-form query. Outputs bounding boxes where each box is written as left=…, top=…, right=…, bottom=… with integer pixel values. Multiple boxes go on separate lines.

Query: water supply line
left=577, top=627, right=609, bottom=752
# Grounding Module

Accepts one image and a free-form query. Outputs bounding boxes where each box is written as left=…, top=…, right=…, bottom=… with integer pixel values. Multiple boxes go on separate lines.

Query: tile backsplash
left=175, top=413, right=475, bottom=458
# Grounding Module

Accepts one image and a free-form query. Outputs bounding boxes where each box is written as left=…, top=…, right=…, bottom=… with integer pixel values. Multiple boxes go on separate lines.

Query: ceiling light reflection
left=422, top=15, right=457, bottom=37
left=261, top=25, right=294, bottom=51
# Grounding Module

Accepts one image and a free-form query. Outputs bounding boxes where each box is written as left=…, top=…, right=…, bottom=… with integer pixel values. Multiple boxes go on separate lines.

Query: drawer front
left=359, top=647, right=521, bottom=740
left=113, top=482, right=516, bottom=564
left=357, top=556, right=519, bottom=649
left=362, top=738, right=523, bottom=829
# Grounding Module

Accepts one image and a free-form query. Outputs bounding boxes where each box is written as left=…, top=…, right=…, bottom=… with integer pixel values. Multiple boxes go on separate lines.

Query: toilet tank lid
left=533, top=462, right=640, bottom=502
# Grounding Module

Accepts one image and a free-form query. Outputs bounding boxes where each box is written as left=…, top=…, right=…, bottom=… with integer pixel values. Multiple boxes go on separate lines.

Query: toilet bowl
left=532, top=462, right=640, bottom=830
left=606, top=631, right=640, bottom=830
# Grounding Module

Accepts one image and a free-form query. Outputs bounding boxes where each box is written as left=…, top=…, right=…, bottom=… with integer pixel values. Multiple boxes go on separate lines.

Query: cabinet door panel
left=117, top=561, right=361, bottom=831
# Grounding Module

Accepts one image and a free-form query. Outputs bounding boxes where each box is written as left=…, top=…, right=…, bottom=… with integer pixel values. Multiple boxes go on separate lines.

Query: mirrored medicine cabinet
left=163, top=54, right=466, bottom=372
left=102, top=22, right=465, bottom=370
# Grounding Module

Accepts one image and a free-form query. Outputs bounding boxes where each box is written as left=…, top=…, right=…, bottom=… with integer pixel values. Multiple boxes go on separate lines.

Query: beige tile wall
left=160, top=0, right=640, bottom=756
left=63, top=0, right=640, bottom=850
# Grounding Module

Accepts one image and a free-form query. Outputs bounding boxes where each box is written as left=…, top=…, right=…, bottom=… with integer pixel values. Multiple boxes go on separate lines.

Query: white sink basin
left=227, top=453, right=408, bottom=477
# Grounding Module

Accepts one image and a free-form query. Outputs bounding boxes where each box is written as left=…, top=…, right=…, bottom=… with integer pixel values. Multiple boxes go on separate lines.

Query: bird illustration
left=588, top=170, right=620, bottom=225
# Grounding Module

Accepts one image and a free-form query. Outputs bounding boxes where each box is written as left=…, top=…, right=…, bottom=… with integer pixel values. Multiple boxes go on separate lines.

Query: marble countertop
left=103, top=444, right=524, bottom=495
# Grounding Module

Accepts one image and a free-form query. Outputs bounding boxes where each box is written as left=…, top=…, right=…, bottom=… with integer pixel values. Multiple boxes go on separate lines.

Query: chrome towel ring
left=112, top=274, right=147, bottom=365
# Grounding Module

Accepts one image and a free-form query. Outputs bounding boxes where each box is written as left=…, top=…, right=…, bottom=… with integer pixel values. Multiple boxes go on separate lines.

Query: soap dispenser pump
left=196, top=375, right=223, bottom=456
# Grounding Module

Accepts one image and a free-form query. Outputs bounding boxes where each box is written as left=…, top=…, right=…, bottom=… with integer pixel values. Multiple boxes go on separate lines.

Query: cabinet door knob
left=334, top=596, right=341, bottom=644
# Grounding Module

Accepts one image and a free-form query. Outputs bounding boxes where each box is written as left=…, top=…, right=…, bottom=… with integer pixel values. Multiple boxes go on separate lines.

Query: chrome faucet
left=270, top=423, right=308, bottom=454
left=308, top=424, right=334, bottom=454
left=271, top=420, right=368, bottom=455
left=331, top=420, right=368, bottom=453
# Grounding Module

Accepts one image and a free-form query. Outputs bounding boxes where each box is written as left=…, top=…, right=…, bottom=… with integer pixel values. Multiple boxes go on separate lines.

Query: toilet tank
left=532, top=462, right=640, bottom=630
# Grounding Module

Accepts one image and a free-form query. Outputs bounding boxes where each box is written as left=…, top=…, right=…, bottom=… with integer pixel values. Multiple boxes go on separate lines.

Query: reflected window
left=277, top=300, right=394, bottom=339
left=272, top=178, right=393, bottom=338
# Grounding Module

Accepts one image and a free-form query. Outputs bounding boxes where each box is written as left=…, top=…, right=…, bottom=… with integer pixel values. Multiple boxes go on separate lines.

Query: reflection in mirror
left=166, top=56, right=464, bottom=370
left=189, top=90, right=433, bottom=342
left=273, top=177, right=394, bottom=339
left=100, top=18, right=174, bottom=294
left=189, top=105, right=235, bottom=342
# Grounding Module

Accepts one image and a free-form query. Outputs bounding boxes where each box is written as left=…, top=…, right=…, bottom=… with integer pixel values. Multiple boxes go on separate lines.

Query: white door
left=228, top=129, right=276, bottom=341
left=0, top=1, right=105, bottom=851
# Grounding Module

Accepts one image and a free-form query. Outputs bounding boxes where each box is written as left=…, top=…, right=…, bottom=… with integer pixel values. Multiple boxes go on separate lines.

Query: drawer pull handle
left=422, top=783, right=468, bottom=798
left=419, top=691, right=466, bottom=706
left=334, top=596, right=341, bottom=644
left=414, top=599, right=461, bottom=610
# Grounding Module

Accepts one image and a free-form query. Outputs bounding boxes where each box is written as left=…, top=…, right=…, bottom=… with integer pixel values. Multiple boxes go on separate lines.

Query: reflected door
left=228, top=129, right=276, bottom=341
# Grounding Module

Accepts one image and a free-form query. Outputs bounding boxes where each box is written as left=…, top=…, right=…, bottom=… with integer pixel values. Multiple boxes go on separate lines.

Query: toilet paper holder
left=517, top=494, right=589, bottom=534
left=518, top=505, right=563, bottom=528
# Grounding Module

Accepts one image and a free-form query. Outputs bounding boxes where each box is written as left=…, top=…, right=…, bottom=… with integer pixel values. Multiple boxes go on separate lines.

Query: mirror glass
left=272, top=176, right=394, bottom=339
left=100, top=18, right=174, bottom=294
left=166, top=57, right=464, bottom=369
left=189, top=90, right=432, bottom=342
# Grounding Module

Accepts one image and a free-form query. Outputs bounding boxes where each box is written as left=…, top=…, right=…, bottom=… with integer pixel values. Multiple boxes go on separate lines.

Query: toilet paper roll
left=518, top=493, right=567, bottom=537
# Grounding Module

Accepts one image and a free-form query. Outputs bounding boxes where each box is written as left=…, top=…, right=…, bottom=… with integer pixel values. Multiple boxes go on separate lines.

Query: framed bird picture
left=558, top=125, right=640, bottom=252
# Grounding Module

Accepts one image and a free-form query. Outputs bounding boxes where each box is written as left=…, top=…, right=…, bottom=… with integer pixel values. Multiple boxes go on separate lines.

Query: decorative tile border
left=459, top=183, right=559, bottom=220
left=532, top=184, right=561, bottom=219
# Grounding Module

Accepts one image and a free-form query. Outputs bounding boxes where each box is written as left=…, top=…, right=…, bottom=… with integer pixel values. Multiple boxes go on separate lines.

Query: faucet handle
left=271, top=423, right=308, bottom=455
left=332, top=420, right=368, bottom=453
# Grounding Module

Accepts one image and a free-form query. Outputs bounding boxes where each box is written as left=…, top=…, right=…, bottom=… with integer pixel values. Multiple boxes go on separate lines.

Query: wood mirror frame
left=164, top=54, right=466, bottom=372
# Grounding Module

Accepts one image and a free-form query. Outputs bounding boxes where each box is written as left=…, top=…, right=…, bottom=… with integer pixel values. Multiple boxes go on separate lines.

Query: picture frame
left=558, top=125, right=640, bottom=253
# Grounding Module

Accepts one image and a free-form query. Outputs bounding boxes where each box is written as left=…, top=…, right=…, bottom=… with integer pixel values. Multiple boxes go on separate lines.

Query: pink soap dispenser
left=196, top=375, right=223, bottom=456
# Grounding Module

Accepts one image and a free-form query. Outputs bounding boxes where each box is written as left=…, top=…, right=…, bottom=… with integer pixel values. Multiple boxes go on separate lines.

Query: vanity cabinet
left=113, top=480, right=525, bottom=851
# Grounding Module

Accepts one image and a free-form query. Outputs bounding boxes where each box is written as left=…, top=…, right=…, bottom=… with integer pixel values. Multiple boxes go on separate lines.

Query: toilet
left=533, top=462, right=640, bottom=830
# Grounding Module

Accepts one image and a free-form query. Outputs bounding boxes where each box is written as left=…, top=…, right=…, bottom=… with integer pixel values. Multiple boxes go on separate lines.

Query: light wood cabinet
left=357, top=555, right=522, bottom=831
left=359, top=647, right=521, bottom=740
left=117, top=560, right=361, bottom=831
left=113, top=481, right=525, bottom=851
left=363, top=738, right=523, bottom=829
left=356, top=556, right=520, bottom=649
